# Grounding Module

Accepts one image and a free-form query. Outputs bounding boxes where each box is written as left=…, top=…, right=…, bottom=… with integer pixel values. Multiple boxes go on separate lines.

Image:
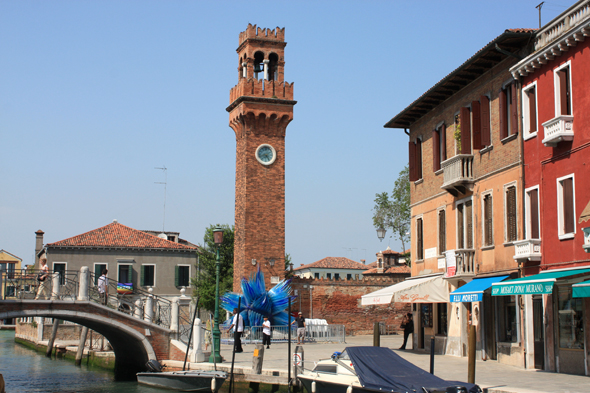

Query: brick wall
left=290, top=276, right=410, bottom=335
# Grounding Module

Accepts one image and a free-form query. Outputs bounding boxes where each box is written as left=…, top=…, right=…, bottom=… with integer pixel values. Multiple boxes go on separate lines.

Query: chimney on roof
left=361, top=259, right=366, bottom=264
left=301, top=264, right=304, bottom=267
left=35, top=230, right=44, bottom=266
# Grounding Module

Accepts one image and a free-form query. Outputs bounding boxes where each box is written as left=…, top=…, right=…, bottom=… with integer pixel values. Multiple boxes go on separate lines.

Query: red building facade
left=509, top=0, right=590, bottom=375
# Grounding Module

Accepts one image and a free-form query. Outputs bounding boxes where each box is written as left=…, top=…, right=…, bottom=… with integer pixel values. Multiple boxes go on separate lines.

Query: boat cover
left=346, top=346, right=479, bottom=393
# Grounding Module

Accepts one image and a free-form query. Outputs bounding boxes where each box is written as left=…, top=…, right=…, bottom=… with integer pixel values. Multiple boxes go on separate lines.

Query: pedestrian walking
left=97, top=269, right=109, bottom=305
left=291, top=312, right=306, bottom=344
left=34, top=257, right=50, bottom=300
left=399, top=313, right=414, bottom=350
left=228, top=308, right=244, bottom=353
left=262, top=316, right=271, bottom=349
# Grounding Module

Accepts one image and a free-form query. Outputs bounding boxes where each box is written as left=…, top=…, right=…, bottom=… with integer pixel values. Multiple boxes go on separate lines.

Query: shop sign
left=450, top=293, right=482, bottom=302
left=492, top=282, right=554, bottom=295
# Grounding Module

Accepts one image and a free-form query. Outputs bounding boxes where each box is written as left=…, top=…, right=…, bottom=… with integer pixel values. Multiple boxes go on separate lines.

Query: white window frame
left=503, top=182, right=519, bottom=243
left=556, top=173, right=576, bottom=240
left=522, top=81, right=538, bottom=140
left=553, top=60, right=573, bottom=116
left=117, top=263, right=133, bottom=284
left=177, top=264, right=191, bottom=287
left=525, top=185, right=541, bottom=240
left=455, top=196, right=473, bottom=249
left=436, top=206, right=446, bottom=256
left=142, top=264, right=156, bottom=287
left=481, top=190, right=494, bottom=248
left=416, top=214, right=424, bottom=261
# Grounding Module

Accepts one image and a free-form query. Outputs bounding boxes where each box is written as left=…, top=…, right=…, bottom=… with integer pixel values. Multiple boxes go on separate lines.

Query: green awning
left=492, top=268, right=590, bottom=296
left=573, top=281, right=590, bottom=298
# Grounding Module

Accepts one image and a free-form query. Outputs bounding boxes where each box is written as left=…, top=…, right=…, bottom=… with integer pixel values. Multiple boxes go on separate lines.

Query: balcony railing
left=542, top=115, right=574, bottom=146
left=513, top=239, right=542, bottom=261
left=444, top=249, right=475, bottom=280
left=441, top=154, right=474, bottom=196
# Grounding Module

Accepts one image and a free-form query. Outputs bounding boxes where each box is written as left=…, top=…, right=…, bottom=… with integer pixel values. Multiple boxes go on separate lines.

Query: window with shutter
left=438, top=209, right=446, bottom=254
left=417, top=218, right=424, bottom=260
left=555, top=65, right=572, bottom=116
left=483, top=194, right=493, bottom=246
left=460, top=107, right=471, bottom=154
left=440, top=124, right=447, bottom=162
left=562, top=177, right=574, bottom=234
left=416, top=138, right=422, bottom=179
left=510, top=83, right=518, bottom=136
left=471, top=100, right=482, bottom=150
left=499, top=87, right=508, bottom=140
left=432, top=129, right=440, bottom=172
left=142, top=265, right=155, bottom=287
left=458, top=203, right=464, bottom=249
left=528, top=188, right=540, bottom=239
left=466, top=200, right=473, bottom=249
left=94, top=263, right=107, bottom=285
left=480, top=95, right=491, bottom=146
left=409, top=141, right=417, bottom=181
left=506, top=185, right=517, bottom=242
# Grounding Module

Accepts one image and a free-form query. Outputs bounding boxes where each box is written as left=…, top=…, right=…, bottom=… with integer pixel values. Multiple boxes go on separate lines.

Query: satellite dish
left=158, top=233, right=167, bottom=239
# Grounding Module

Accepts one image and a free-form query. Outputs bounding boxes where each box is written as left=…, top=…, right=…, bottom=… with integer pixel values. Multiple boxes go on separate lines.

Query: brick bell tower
left=227, top=24, right=296, bottom=291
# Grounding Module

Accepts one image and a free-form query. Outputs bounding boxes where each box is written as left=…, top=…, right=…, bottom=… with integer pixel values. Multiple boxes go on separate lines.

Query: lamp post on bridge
left=209, top=226, right=224, bottom=363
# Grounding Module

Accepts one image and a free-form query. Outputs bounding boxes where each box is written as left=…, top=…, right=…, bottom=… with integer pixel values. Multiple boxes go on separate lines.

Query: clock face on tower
left=255, top=144, right=277, bottom=165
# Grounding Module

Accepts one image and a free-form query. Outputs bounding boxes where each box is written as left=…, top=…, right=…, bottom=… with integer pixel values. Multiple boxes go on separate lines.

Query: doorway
left=533, top=296, right=544, bottom=369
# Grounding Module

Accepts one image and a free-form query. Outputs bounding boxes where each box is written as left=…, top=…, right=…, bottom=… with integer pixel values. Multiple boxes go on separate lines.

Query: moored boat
left=298, top=346, right=481, bottom=393
left=137, top=369, right=228, bottom=392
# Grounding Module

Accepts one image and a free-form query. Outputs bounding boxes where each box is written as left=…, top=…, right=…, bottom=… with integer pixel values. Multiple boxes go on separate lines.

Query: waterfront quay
left=173, top=335, right=590, bottom=393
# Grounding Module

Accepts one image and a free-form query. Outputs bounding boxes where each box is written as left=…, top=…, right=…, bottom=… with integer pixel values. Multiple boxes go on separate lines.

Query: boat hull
left=299, top=375, right=371, bottom=393
left=137, top=370, right=227, bottom=392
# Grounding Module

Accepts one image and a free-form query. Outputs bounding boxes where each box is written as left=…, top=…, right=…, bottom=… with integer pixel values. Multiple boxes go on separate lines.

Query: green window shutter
left=175, top=266, right=180, bottom=287
left=140, top=266, right=145, bottom=286
left=95, top=265, right=102, bottom=285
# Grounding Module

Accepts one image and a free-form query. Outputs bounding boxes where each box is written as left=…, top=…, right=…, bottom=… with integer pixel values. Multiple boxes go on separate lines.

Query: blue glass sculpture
left=221, top=268, right=293, bottom=327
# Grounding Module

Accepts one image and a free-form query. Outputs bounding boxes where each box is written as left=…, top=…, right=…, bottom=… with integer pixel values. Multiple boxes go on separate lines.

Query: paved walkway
left=177, top=334, right=590, bottom=393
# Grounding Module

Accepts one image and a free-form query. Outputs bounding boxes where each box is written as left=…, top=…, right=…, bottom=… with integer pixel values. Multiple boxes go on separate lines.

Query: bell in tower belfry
left=228, top=24, right=296, bottom=291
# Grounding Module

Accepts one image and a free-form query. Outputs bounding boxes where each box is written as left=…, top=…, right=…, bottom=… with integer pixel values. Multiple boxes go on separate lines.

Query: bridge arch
left=1, top=305, right=161, bottom=379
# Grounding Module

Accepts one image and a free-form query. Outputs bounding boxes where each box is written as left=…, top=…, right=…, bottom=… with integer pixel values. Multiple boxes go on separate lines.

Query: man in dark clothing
left=399, top=313, right=414, bottom=350
left=291, top=312, right=306, bottom=344
left=228, top=308, right=244, bottom=353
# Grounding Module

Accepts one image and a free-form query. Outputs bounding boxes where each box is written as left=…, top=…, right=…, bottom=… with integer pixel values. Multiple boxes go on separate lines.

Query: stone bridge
left=0, top=266, right=196, bottom=378
left=0, top=300, right=173, bottom=377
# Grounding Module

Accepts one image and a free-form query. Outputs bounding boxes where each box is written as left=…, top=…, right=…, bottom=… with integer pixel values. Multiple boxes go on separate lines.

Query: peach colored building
left=384, top=29, right=535, bottom=368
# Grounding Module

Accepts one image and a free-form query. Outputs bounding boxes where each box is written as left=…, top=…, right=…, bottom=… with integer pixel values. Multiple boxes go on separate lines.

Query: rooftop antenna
left=536, top=2, right=544, bottom=29
left=155, top=166, right=167, bottom=232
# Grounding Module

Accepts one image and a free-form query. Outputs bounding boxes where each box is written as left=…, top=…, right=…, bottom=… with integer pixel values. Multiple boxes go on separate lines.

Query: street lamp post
left=209, top=226, right=224, bottom=363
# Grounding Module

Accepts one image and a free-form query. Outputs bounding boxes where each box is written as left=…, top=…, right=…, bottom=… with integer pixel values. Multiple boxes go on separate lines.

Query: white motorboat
left=297, top=346, right=481, bottom=393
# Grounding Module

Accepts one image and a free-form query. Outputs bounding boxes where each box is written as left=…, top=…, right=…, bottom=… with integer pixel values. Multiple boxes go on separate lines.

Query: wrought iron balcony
left=441, top=154, right=474, bottom=196
left=542, top=115, right=574, bottom=147
left=444, top=249, right=475, bottom=280
left=513, top=239, right=542, bottom=261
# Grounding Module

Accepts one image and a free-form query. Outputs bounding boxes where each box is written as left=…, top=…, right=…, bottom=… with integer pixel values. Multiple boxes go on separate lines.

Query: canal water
left=0, top=330, right=164, bottom=393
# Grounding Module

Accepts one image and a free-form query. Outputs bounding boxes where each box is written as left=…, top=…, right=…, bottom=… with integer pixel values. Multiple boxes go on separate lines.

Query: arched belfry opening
left=253, top=51, right=265, bottom=79
left=268, top=53, right=279, bottom=81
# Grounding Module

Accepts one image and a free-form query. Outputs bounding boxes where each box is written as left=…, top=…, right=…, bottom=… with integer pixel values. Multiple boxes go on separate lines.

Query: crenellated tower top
left=239, top=24, right=285, bottom=45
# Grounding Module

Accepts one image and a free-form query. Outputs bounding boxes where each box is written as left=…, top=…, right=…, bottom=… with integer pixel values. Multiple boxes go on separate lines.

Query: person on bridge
left=228, top=308, right=244, bottom=353
left=35, top=257, right=50, bottom=300
left=98, top=269, right=109, bottom=305
left=262, top=316, right=271, bottom=349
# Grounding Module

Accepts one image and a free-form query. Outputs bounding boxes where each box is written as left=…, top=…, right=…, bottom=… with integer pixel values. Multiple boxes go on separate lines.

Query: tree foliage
left=284, top=253, right=293, bottom=279
left=372, top=165, right=411, bottom=252
left=192, top=224, right=234, bottom=316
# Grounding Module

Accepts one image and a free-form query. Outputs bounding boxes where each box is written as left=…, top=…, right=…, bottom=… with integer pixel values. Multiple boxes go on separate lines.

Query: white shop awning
left=361, top=274, right=449, bottom=305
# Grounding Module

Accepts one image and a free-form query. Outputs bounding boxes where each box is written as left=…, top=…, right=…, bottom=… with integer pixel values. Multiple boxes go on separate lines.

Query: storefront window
left=558, top=286, right=584, bottom=349
left=437, top=303, right=448, bottom=335
left=498, top=295, right=517, bottom=342
left=422, top=303, right=433, bottom=328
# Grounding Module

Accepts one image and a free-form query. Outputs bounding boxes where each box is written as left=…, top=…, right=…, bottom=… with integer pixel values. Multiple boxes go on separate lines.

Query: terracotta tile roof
left=294, top=257, right=369, bottom=271
left=47, top=222, right=198, bottom=251
left=366, top=260, right=378, bottom=269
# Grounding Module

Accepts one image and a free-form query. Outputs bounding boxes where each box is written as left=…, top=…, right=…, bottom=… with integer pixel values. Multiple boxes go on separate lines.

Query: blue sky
left=0, top=1, right=569, bottom=267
